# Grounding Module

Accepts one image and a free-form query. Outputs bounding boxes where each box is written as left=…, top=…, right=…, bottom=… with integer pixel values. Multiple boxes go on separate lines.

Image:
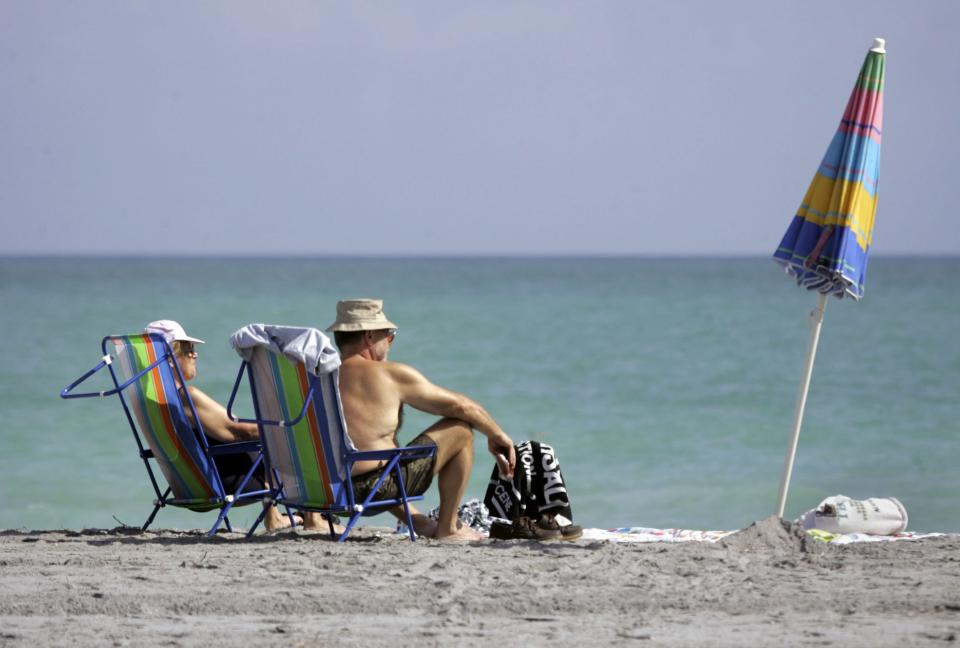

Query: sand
left=2, top=517, right=959, bottom=647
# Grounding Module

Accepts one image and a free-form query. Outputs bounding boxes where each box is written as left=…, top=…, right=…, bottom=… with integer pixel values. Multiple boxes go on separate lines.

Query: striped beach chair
left=227, top=339, right=436, bottom=542
left=61, top=333, right=270, bottom=535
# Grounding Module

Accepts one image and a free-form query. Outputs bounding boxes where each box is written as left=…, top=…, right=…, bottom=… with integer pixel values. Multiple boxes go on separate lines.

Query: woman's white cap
left=144, top=320, right=205, bottom=345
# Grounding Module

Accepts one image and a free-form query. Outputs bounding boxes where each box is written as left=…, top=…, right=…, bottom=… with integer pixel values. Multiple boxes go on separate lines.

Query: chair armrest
left=60, top=354, right=164, bottom=399
left=207, top=440, right=261, bottom=456
left=348, top=445, right=436, bottom=462
left=226, top=360, right=317, bottom=427
left=60, top=355, right=113, bottom=398
left=225, top=361, right=249, bottom=422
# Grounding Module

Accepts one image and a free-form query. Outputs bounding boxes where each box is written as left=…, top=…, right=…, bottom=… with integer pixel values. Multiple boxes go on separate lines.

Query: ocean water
left=1, top=256, right=957, bottom=533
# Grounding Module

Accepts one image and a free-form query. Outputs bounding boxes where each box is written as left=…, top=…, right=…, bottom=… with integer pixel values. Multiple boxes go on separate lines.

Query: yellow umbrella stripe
left=796, top=176, right=878, bottom=252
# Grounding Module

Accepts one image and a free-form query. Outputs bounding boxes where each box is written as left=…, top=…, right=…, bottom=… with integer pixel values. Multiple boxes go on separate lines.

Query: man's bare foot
left=434, top=525, right=484, bottom=542
left=302, top=512, right=346, bottom=535
left=264, top=506, right=302, bottom=531
left=410, top=513, right=438, bottom=538
left=387, top=504, right=438, bottom=539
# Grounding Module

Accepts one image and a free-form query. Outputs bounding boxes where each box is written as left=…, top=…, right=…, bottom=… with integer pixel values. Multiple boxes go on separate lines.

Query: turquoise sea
left=1, top=257, right=957, bottom=532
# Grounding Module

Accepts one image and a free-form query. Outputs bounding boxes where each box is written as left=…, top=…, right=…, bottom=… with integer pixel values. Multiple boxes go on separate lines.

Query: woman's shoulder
left=185, top=384, right=213, bottom=403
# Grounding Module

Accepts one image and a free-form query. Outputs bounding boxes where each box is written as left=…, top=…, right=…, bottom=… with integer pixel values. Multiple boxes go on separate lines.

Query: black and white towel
left=483, top=440, right=573, bottom=522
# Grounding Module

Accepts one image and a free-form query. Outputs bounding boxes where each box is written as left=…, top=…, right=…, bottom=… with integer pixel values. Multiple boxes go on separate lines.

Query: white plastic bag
left=796, top=495, right=908, bottom=535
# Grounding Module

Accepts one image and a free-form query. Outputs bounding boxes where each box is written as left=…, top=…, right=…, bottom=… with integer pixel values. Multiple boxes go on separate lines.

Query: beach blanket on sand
left=581, top=528, right=735, bottom=543
left=392, top=511, right=949, bottom=544
left=580, top=527, right=947, bottom=544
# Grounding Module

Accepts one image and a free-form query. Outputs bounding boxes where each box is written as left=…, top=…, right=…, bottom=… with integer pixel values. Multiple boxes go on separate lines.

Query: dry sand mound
left=721, top=515, right=824, bottom=553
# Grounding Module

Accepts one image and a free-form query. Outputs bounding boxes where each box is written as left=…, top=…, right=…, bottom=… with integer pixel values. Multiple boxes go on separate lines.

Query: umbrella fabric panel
left=774, top=50, right=884, bottom=300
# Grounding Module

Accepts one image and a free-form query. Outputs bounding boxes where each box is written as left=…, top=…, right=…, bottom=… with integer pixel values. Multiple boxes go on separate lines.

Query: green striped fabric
left=249, top=347, right=338, bottom=508
left=111, top=334, right=219, bottom=510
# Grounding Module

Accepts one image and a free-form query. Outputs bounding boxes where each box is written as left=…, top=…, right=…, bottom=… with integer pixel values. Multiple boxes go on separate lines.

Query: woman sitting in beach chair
left=143, top=320, right=309, bottom=532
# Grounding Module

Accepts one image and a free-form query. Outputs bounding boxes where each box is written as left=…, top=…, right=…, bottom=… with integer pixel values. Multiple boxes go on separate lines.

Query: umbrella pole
left=775, top=291, right=828, bottom=519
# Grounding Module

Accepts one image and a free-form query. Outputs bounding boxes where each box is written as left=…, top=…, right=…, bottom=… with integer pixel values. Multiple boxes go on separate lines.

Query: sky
left=1, top=1, right=958, bottom=256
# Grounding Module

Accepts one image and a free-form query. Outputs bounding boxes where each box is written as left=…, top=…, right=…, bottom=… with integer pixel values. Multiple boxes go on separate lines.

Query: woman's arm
left=185, top=385, right=260, bottom=442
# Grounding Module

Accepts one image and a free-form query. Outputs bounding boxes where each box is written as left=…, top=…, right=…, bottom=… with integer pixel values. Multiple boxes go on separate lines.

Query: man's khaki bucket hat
left=326, top=299, right=399, bottom=332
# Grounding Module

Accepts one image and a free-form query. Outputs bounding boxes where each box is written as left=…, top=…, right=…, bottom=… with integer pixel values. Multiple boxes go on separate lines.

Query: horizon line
left=1, top=251, right=958, bottom=261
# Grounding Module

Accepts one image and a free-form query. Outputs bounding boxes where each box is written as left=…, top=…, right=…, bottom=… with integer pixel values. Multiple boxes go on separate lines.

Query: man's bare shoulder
left=340, top=357, right=425, bottom=386
left=379, top=360, right=428, bottom=383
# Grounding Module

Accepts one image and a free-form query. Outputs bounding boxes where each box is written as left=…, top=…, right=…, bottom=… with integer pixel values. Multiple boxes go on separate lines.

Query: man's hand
left=488, top=434, right=516, bottom=479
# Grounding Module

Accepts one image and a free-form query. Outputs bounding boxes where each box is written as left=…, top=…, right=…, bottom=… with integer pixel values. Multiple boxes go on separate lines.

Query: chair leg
left=141, top=503, right=162, bottom=532
left=337, top=513, right=363, bottom=543
left=245, top=504, right=270, bottom=539
left=224, top=516, right=233, bottom=533
left=393, top=464, right=418, bottom=541
left=401, top=500, right=417, bottom=542
left=208, top=501, right=236, bottom=537
left=142, top=487, right=171, bottom=532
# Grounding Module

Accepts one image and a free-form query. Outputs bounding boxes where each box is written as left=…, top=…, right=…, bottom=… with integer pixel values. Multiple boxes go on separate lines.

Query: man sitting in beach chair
left=327, top=299, right=517, bottom=541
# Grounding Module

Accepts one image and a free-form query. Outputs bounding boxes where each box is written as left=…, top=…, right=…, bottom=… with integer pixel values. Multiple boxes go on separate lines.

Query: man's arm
left=388, top=363, right=516, bottom=475
left=185, top=386, right=260, bottom=443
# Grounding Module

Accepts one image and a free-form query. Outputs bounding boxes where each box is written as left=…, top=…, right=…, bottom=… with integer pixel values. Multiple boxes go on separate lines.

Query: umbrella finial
left=871, top=37, right=886, bottom=53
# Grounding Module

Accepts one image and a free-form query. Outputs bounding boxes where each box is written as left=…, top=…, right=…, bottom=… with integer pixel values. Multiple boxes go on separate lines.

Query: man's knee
left=446, top=418, right=473, bottom=449
left=459, top=422, right=474, bottom=451
left=427, top=417, right=473, bottom=450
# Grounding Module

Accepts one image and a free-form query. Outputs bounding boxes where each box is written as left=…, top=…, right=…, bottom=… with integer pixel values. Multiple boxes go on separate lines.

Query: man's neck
left=340, top=346, right=379, bottom=362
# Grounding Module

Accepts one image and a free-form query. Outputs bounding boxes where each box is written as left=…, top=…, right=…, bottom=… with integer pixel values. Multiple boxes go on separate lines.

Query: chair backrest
left=107, top=333, right=223, bottom=507
left=245, top=346, right=352, bottom=509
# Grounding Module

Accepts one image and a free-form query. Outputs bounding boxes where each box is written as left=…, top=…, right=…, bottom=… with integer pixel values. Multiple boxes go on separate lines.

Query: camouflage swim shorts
left=350, top=433, right=437, bottom=502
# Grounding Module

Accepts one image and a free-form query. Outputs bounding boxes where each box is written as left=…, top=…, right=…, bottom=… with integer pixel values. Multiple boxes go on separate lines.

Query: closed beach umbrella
left=772, top=38, right=886, bottom=518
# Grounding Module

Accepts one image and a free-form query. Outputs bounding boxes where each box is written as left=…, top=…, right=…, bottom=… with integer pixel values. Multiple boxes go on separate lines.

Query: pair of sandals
left=490, top=513, right=582, bottom=541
